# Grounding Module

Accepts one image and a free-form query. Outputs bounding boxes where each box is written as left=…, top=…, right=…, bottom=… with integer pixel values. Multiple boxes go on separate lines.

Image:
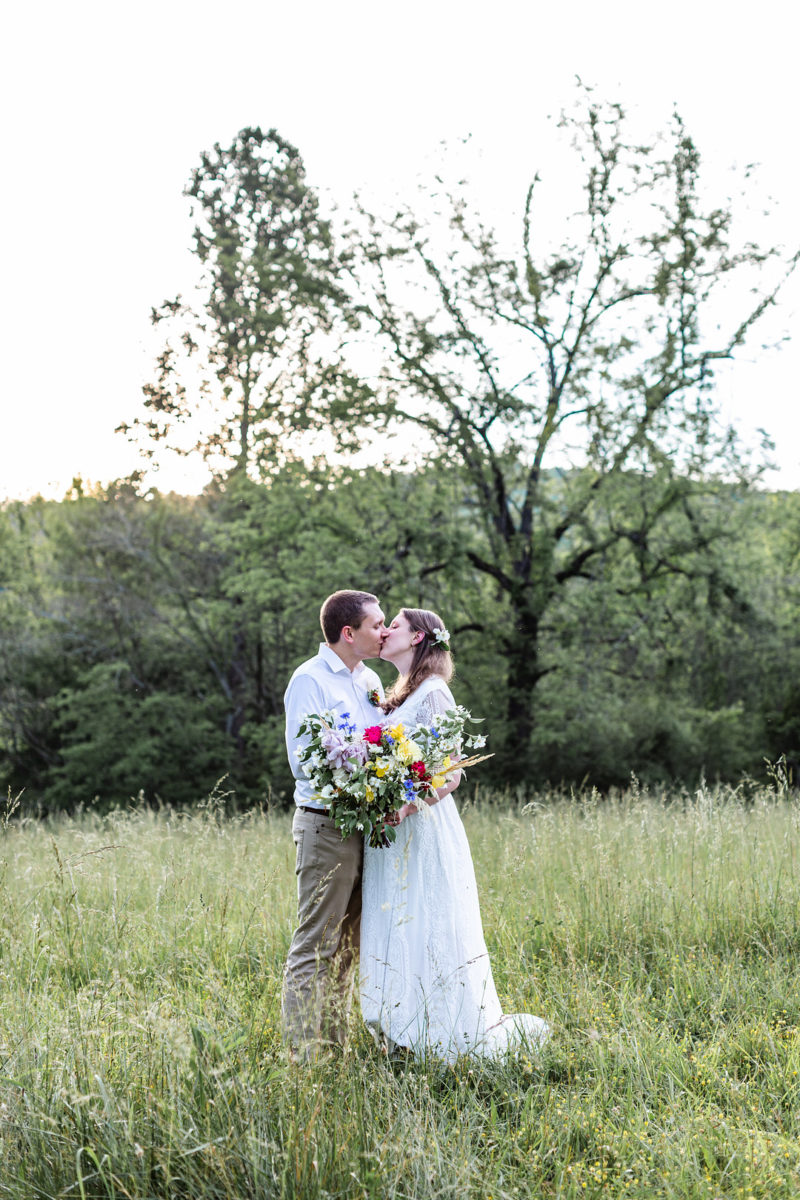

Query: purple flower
left=343, top=739, right=370, bottom=772
left=319, top=728, right=353, bottom=769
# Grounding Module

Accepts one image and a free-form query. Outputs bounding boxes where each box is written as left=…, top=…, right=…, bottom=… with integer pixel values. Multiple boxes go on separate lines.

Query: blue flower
left=337, top=711, right=356, bottom=734
left=429, top=726, right=440, bottom=738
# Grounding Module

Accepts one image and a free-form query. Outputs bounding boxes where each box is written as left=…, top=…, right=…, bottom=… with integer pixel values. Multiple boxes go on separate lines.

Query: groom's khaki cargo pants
left=282, top=806, right=363, bottom=1052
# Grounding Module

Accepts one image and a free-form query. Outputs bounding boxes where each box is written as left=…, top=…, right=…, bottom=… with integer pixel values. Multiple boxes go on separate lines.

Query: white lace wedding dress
left=360, top=676, right=550, bottom=1062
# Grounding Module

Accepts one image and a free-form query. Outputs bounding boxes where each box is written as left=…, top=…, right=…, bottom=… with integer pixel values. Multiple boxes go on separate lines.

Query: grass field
left=2, top=780, right=800, bottom=1198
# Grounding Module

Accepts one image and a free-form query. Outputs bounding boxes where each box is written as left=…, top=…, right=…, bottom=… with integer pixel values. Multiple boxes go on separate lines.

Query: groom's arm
left=284, top=672, right=326, bottom=793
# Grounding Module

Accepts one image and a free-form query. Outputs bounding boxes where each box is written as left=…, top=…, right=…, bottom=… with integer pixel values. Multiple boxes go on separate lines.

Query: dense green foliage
left=0, top=471, right=797, bottom=811
left=2, top=786, right=800, bottom=1197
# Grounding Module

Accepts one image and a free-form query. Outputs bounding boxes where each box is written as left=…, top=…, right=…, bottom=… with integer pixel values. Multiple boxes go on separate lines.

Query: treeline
left=1, top=466, right=797, bottom=811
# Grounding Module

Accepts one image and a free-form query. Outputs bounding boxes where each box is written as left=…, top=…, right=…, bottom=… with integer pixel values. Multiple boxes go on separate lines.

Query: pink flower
left=364, top=726, right=384, bottom=745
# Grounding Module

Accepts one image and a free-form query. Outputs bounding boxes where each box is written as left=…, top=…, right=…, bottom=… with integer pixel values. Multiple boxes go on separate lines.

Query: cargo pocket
left=293, top=828, right=306, bottom=875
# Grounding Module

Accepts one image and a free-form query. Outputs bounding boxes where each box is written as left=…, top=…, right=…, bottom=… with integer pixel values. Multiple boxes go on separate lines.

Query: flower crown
left=429, top=626, right=451, bottom=650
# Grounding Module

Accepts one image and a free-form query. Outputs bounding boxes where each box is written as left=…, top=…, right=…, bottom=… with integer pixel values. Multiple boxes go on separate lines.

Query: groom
left=281, top=589, right=386, bottom=1056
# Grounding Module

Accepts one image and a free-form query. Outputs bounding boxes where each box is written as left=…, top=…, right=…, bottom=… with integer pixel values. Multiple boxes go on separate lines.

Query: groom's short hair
left=321, top=590, right=379, bottom=644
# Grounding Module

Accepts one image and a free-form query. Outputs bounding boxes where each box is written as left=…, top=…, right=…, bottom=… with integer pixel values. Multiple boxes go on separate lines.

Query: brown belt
left=299, top=805, right=330, bottom=816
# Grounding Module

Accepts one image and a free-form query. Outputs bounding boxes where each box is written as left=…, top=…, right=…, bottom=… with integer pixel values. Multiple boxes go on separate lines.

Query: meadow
left=1, top=779, right=800, bottom=1199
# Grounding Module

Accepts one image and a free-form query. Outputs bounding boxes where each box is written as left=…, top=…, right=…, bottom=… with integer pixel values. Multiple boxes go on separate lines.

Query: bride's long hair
left=383, top=608, right=453, bottom=713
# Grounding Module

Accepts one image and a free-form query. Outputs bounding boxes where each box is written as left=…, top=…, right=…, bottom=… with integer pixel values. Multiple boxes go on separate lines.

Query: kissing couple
left=281, top=589, right=549, bottom=1063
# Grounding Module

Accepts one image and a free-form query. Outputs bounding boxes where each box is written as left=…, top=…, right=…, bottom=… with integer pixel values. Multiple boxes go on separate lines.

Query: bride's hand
left=449, top=754, right=464, bottom=785
left=434, top=756, right=464, bottom=801
left=397, top=802, right=418, bottom=822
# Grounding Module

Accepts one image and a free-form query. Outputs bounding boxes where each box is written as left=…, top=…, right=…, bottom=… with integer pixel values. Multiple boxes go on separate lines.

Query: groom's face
left=349, top=602, right=386, bottom=661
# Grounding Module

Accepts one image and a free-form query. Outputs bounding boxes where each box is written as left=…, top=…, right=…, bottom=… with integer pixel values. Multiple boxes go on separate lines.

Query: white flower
left=432, top=626, right=451, bottom=648
left=319, top=784, right=336, bottom=799
left=356, top=822, right=364, bottom=831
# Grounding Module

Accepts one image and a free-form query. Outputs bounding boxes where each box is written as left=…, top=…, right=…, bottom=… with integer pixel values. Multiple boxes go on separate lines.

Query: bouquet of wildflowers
left=296, top=706, right=491, bottom=849
left=296, top=710, right=424, bottom=848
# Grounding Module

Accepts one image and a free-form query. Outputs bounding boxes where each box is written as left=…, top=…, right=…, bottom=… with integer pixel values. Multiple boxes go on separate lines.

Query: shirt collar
left=318, top=642, right=366, bottom=677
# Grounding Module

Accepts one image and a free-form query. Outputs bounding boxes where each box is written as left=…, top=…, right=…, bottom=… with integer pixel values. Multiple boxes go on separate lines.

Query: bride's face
left=380, top=612, right=422, bottom=663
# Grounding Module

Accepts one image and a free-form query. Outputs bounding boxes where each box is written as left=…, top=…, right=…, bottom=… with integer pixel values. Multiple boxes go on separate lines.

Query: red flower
left=364, top=726, right=384, bottom=745
left=410, top=760, right=429, bottom=779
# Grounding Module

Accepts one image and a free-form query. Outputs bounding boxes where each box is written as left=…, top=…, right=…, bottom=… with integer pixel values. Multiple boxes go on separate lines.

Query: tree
left=120, top=128, right=352, bottom=478
left=342, top=94, right=797, bottom=775
left=0, top=499, right=68, bottom=797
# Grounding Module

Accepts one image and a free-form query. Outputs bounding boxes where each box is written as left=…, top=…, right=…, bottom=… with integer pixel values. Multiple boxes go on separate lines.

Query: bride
left=360, top=607, right=550, bottom=1062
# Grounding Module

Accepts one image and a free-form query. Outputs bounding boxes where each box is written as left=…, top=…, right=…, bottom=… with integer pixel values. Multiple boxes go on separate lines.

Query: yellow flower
left=365, top=784, right=374, bottom=803
left=374, top=757, right=390, bottom=777
left=430, top=756, right=452, bottom=790
left=395, top=737, right=423, bottom=766
left=394, top=738, right=412, bottom=765
left=388, top=723, right=405, bottom=741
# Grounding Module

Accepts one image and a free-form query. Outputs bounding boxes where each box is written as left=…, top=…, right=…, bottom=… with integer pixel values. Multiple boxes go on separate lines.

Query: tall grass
left=2, top=781, right=800, bottom=1198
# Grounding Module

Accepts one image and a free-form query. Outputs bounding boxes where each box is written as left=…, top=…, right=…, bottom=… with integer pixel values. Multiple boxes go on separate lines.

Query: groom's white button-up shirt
left=284, top=643, right=384, bottom=809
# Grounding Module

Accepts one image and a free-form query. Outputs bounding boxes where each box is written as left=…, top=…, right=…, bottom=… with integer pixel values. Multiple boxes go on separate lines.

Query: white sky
left=1, top=0, right=798, bottom=501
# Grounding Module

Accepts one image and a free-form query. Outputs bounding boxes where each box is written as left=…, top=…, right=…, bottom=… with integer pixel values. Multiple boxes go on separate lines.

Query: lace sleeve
left=417, top=683, right=454, bottom=729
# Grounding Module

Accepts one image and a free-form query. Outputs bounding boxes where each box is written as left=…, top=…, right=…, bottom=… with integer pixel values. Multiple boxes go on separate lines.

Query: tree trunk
left=501, top=605, right=544, bottom=782
left=223, top=621, right=249, bottom=792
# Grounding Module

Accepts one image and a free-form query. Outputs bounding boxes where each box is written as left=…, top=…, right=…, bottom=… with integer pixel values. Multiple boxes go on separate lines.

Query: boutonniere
left=368, top=688, right=383, bottom=708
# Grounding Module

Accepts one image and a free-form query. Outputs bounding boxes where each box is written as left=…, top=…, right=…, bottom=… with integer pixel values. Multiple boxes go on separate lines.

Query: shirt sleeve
left=284, top=671, right=325, bottom=785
